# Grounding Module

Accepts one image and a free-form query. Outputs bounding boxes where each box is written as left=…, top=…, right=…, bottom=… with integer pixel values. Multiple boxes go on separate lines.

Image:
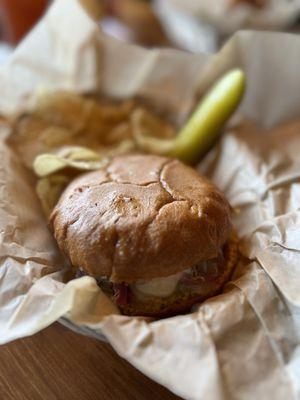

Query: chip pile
left=11, top=70, right=245, bottom=217
left=11, top=91, right=175, bottom=216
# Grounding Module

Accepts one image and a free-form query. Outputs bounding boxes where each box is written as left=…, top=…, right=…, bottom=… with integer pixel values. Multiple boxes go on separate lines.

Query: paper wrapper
left=154, top=0, right=300, bottom=52
left=0, top=1, right=300, bottom=399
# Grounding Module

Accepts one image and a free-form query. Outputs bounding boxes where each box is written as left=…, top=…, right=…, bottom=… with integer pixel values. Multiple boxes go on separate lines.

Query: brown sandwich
left=50, top=154, right=237, bottom=317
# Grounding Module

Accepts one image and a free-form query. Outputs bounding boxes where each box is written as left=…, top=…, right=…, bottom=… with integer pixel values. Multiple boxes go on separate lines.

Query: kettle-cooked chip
left=131, top=108, right=174, bottom=154
left=99, top=139, right=136, bottom=158
left=34, top=91, right=136, bottom=146
left=55, top=146, right=103, bottom=161
left=33, top=146, right=106, bottom=177
left=131, top=107, right=175, bottom=139
left=36, top=175, right=71, bottom=217
left=41, top=126, right=75, bottom=148
left=33, top=141, right=136, bottom=178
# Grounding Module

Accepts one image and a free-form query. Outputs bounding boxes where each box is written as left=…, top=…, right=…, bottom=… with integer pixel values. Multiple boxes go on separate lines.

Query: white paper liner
left=154, top=0, right=300, bottom=52
left=0, top=1, right=299, bottom=399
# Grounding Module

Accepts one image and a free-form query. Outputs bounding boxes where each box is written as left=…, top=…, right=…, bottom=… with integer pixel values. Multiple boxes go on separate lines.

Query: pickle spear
left=168, top=69, right=245, bottom=164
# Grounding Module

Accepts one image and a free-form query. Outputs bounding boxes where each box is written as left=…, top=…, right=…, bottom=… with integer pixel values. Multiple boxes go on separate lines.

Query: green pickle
left=169, top=69, right=245, bottom=164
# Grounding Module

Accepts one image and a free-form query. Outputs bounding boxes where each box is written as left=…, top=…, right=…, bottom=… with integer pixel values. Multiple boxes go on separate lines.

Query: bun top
left=50, top=155, right=232, bottom=282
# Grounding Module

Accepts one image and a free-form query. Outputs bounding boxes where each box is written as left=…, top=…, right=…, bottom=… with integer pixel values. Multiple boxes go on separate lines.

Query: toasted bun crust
left=50, top=155, right=232, bottom=282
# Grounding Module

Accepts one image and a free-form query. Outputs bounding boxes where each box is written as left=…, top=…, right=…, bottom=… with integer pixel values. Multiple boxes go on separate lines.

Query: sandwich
left=50, top=154, right=237, bottom=317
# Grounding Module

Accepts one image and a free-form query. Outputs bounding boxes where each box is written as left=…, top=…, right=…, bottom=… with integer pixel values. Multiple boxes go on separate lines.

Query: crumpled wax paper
left=0, top=1, right=299, bottom=399
left=154, top=0, right=300, bottom=52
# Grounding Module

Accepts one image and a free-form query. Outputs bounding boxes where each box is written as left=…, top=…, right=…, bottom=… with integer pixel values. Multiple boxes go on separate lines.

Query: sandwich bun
left=50, top=154, right=237, bottom=317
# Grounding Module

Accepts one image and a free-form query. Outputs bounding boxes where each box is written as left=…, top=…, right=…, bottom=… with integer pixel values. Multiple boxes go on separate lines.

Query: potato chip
left=41, top=126, right=75, bottom=148
left=98, top=139, right=136, bottom=158
left=33, top=146, right=106, bottom=177
left=13, top=92, right=180, bottom=177
left=87, top=99, right=135, bottom=124
left=36, top=175, right=70, bottom=217
left=55, top=146, right=103, bottom=161
left=8, top=115, right=51, bottom=167
left=34, top=141, right=137, bottom=216
left=33, top=154, right=106, bottom=177
left=84, top=100, right=135, bottom=144
left=131, top=107, right=175, bottom=139
left=35, top=91, right=89, bottom=132
left=13, top=91, right=183, bottom=217
left=36, top=90, right=134, bottom=127
left=33, top=91, right=137, bottom=147
left=102, top=122, right=132, bottom=145
left=131, top=108, right=174, bottom=154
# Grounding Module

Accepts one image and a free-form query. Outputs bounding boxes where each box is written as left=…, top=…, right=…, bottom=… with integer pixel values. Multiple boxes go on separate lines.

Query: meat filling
left=77, top=250, right=225, bottom=307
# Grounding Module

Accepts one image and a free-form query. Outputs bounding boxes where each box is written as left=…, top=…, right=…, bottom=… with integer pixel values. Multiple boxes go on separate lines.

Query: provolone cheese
left=132, top=271, right=185, bottom=298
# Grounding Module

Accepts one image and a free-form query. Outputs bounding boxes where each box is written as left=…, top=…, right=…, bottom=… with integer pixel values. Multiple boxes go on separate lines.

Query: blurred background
left=0, top=0, right=169, bottom=63
left=1, top=0, right=300, bottom=63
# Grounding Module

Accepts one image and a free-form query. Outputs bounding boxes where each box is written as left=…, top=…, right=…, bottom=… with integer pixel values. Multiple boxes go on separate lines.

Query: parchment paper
left=0, top=1, right=300, bottom=399
left=154, top=0, right=300, bottom=52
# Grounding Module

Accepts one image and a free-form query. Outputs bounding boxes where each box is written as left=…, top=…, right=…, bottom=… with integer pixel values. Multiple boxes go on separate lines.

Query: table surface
left=0, top=322, right=181, bottom=400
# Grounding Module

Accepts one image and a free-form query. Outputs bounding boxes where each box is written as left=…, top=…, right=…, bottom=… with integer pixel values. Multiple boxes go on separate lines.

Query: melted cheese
left=132, top=270, right=185, bottom=298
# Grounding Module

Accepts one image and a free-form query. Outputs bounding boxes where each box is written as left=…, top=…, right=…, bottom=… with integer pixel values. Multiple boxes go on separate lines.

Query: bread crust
left=50, top=155, right=232, bottom=282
